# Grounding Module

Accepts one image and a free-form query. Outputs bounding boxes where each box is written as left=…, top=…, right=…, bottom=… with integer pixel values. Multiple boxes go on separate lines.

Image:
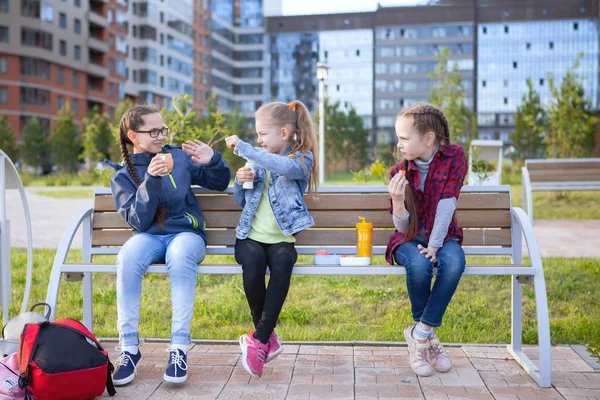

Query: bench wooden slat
left=528, top=168, right=600, bottom=183
left=525, top=161, right=600, bottom=171
left=91, top=227, right=512, bottom=247
left=94, top=191, right=510, bottom=212
left=93, top=209, right=512, bottom=230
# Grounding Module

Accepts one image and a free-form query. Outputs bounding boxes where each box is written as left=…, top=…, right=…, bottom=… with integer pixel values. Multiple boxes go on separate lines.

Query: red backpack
left=17, top=318, right=116, bottom=400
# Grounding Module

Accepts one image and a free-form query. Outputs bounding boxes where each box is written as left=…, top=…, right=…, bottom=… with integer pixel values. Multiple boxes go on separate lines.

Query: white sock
left=170, top=343, right=189, bottom=355
left=412, top=323, right=433, bottom=341
left=123, top=345, right=138, bottom=355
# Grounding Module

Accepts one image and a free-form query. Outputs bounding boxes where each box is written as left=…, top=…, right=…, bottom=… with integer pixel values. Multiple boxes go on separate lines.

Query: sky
left=281, top=0, right=431, bottom=16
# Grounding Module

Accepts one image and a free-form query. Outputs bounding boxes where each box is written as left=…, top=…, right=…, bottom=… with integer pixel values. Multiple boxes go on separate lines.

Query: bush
left=78, top=169, right=99, bottom=186
left=45, top=174, right=57, bottom=186
left=100, top=168, right=115, bottom=188
left=55, top=172, right=72, bottom=186
left=18, top=172, right=34, bottom=186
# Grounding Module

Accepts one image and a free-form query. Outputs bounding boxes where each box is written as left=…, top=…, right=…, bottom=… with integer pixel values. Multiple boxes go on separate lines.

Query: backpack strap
left=105, top=361, right=116, bottom=396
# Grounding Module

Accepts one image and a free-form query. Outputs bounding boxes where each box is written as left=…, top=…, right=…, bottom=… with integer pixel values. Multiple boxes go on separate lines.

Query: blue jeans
left=116, top=232, right=206, bottom=346
left=394, top=239, right=465, bottom=327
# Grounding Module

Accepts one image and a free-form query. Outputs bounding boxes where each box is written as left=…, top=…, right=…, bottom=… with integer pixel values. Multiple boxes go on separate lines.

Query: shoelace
left=256, top=346, right=267, bottom=363
left=166, top=348, right=188, bottom=371
left=114, top=347, right=134, bottom=370
left=416, top=347, right=429, bottom=363
left=430, top=340, right=447, bottom=358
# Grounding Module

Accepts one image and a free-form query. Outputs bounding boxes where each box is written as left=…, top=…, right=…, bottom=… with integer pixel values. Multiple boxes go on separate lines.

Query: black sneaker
left=164, top=347, right=188, bottom=383
left=112, top=348, right=142, bottom=386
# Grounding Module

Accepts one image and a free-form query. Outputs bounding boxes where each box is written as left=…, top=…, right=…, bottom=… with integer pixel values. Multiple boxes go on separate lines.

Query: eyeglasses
left=136, top=127, right=170, bottom=138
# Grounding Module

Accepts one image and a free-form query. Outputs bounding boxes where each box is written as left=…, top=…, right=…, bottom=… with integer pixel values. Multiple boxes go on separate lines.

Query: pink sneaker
left=266, top=331, right=283, bottom=363
left=239, top=331, right=268, bottom=378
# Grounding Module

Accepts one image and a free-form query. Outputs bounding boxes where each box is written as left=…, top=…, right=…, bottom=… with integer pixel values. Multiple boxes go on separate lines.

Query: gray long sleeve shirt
left=393, top=147, right=457, bottom=248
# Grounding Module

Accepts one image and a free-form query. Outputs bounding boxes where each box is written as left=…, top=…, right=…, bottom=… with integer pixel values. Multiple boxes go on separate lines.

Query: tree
left=51, top=103, right=80, bottom=172
left=82, top=106, right=112, bottom=169
left=109, top=98, right=135, bottom=161
left=21, top=117, right=51, bottom=174
left=324, top=100, right=370, bottom=172
left=509, top=78, right=548, bottom=162
left=429, top=47, right=475, bottom=148
left=546, top=54, right=597, bottom=158
left=0, top=116, right=19, bottom=162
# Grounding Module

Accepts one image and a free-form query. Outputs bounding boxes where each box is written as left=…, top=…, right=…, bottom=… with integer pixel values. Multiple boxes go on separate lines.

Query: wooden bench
left=522, top=158, right=600, bottom=222
left=45, top=185, right=551, bottom=387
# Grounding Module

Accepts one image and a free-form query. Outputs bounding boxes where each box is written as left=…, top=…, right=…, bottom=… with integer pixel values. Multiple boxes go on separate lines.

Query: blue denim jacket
left=233, top=140, right=315, bottom=239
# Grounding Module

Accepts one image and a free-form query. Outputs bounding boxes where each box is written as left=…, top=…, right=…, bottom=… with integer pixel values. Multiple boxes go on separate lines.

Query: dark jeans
left=394, top=239, right=466, bottom=327
left=234, top=238, right=297, bottom=344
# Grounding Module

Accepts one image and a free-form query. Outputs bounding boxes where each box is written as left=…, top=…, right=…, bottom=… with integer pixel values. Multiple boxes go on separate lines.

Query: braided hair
left=396, top=103, right=451, bottom=237
left=118, top=105, right=167, bottom=225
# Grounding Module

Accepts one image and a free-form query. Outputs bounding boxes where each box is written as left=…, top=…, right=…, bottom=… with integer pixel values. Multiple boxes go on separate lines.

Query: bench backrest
left=525, top=158, right=600, bottom=183
left=91, top=185, right=513, bottom=257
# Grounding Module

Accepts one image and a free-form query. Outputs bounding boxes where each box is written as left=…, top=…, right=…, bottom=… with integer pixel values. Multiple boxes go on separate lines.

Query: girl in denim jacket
left=225, top=101, right=318, bottom=379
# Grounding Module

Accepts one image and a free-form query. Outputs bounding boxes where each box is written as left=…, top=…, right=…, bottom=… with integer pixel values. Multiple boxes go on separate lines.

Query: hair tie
left=288, top=102, right=296, bottom=110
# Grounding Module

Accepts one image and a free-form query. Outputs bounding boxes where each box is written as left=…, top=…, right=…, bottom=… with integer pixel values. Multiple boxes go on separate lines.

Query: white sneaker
left=403, top=325, right=433, bottom=377
left=429, top=330, right=453, bottom=373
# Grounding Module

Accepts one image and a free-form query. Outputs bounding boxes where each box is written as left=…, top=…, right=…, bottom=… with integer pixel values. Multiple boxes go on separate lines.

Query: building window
left=132, top=70, right=137, bottom=82
left=108, top=83, right=114, bottom=97
left=72, top=72, right=79, bottom=88
left=482, top=80, right=486, bottom=87
left=160, top=76, right=164, bottom=87
left=356, top=49, right=360, bottom=56
left=20, top=57, right=50, bottom=79
left=109, top=34, right=115, bottom=49
left=0, top=87, right=6, bottom=103
left=57, top=95, right=64, bottom=109
left=503, top=97, right=508, bottom=104
left=59, top=12, right=66, bottom=28
left=574, top=22, right=579, bottom=31
left=107, top=9, right=113, bottom=23
left=549, top=41, right=554, bottom=49
left=74, top=0, right=80, bottom=7
left=539, top=78, right=544, bottom=86
left=20, top=87, right=50, bottom=107
left=0, top=57, right=7, bottom=73
left=513, top=61, right=517, bottom=69
left=526, top=42, right=531, bottom=50
left=72, top=99, right=78, bottom=114
left=482, top=26, right=487, bottom=34
left=0, top=0, right=8, bottom=13
left=336, top=84, right=340, bottom=91
left=22, top=0, right=53, bottom=22
left=109, top=58, right=114, bottom=72
left=504, top=80, right=508, bottom=88
left=57, top=67, right=64, bottom=83
left=74, top=18, right=81, bottom=34
left=21, top=27, right=53, bottom=50
left=59, top=40, right=67, bottom=56
left=74, top=45, right=81, bottom=60
left=504, top=26, right=509, bottom=33
left=0, top=26, right=7, bottom=43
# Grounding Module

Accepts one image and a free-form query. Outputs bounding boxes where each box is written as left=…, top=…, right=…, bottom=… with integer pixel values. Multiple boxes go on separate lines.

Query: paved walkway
left=5, top=187, right=600, bottom=257
left=99, top=342, right=600, bottom=399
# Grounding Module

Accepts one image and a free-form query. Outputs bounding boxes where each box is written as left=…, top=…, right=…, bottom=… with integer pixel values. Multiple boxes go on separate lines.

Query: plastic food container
left=339, top=256, right=371, bottom=266
left=314, top=255, right=341, bottom=265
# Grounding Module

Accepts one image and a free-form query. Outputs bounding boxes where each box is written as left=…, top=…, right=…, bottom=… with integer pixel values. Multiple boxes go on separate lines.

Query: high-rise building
left=0, top=0, right=128, bottom=139
left=266, top=0, right=598, bottom=147
left=210, top=0, right=266, bottom=122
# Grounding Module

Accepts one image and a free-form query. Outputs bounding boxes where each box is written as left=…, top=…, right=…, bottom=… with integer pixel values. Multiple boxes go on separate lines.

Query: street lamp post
left=316, top=62, right=328, bottom=185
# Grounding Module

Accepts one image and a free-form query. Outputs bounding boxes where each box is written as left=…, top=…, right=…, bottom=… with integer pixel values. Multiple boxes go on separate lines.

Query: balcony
left=88, top=63, right=108, bottom=78
left=88, top=37, right=109, bottom=53
left=88, top=11, right=107, bottom=28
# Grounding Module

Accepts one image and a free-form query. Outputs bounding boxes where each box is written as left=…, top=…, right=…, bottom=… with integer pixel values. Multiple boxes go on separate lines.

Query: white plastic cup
left=243, top=160, right=254, bottom=189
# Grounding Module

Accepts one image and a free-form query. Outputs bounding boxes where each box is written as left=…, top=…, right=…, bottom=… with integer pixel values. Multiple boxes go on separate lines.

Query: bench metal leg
left=510, top=276, right=523, bottom=353
left=83, top=272, right=93, bottom=331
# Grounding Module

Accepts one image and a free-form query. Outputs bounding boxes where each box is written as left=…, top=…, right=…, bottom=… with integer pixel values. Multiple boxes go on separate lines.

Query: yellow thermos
left=356, top=216, right=373, bottom=258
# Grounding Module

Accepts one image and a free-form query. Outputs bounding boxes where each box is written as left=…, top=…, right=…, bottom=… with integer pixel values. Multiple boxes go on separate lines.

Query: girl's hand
left=225, top=135, right=240, bottom=149
left=183, top=140, right=215, bottom=165
left=148, top=155, right=168, bottom=177
left=388, top=171, right=407, bottom=203
left=418, top=244, right=439, bottom=263
left=236, top=167, right=255, bottom=183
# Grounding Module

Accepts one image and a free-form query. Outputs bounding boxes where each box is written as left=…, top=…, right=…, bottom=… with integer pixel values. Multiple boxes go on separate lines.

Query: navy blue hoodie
left=105, top=145, right=230, bottom=243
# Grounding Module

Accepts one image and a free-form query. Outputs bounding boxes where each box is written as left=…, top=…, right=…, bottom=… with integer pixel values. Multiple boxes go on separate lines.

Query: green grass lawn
left=7, top=249, right=600, bottom=353
left=36, top=190, right=94, bottom=199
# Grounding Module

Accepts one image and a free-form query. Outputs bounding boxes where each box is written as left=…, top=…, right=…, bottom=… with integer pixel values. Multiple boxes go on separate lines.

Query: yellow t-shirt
left=247, top=170, right=296, bottom=244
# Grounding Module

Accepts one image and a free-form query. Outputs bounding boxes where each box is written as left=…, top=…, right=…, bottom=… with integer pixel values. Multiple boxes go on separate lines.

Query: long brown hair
left=397, top=103, right=451, bottom=237
left=118, top=105, right=167, bottom=225
left=255, top=100, right=319, bottom=194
